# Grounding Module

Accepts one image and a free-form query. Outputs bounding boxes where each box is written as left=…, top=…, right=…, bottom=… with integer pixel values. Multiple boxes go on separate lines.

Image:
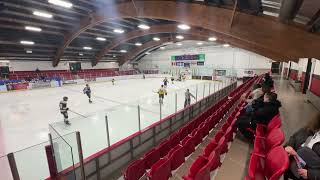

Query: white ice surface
left=0, top=78, right=226, bottom=180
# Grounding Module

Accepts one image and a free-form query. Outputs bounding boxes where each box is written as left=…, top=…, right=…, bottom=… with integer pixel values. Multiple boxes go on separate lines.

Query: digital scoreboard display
left=171, top=54, right=205, bottom=67
left=171, top=54, right=205, bottom=61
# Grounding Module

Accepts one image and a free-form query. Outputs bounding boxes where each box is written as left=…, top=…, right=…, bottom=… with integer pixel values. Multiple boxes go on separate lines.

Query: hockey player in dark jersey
left=83, top=84, right=92, bottom=103
left=163, top=77, right=169, bottom=88
left=59, top=96, right=70, bottom=125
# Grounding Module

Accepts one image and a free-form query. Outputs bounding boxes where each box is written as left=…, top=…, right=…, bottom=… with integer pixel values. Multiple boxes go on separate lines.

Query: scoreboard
left=171, top=54, right=205, bottom=67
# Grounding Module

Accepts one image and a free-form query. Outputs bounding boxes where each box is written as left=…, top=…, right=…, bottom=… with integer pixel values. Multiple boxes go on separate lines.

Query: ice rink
left=0, top=77, right=227, bottom=179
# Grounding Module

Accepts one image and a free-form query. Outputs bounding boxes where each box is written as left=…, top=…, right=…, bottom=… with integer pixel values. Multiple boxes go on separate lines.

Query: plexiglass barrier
left=49, top=79, right=233, bottom=164
left=12, top=141, right=50, bottom=180
left=49, top=125, right=77, bottom=179
left=0, top=155, right=13, bottom=180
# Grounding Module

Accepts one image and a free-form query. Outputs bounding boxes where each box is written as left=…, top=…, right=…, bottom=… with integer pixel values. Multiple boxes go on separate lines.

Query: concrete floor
left=214, top=76, right=319, bottom=180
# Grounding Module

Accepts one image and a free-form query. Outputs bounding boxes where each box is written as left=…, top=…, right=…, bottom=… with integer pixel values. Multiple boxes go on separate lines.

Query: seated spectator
left=245, top=84, right=263, bottom=112
left=263, top=73, right=274, bottom=88
left=284, top=112, right=320, bottom=180
left=249, top=83, right=272, bottom=112
left=236, top=92, right=281, bottom=140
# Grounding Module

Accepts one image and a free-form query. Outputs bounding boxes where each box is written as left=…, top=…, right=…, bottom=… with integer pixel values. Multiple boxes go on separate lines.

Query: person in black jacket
left=236, top=92, right=281, bottom=140
left=251, top=92, right=281, bottom=125
left=263, top=73, right=274, bottom=88
left=284, top=112, right=320, bottom=180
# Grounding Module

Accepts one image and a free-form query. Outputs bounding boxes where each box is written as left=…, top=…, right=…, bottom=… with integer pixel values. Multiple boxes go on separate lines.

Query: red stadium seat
left=170, top=132, right=181, bottom=147
left=146, top=158, right=171, bottom=180
left=158, top=139, right=171, bottom=157
left=167, top=144, right=185, bottom=170
left=181, top=136, right=195, bottom=157
left=143, top=148, right=160, bottom=169
left=123, top=159, right=146, bottom=180
left=264, top=146, right=289, bottom=180
left=182, top=156, right=210, bottom=180
left=203, top=140, right=218, bottom=157
left=207, top=150, right=221, bottom=171
left=254, top=128, right=285, bottom=154
left=246, top=146, right=289, bottom=180
left=179, top=127, right=190, bottom=141
left=191, top=128, right=203, bottom=146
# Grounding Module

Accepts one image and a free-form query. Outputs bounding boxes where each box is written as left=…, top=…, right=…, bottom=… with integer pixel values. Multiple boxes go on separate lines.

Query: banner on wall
left=171, top=54, right=205, bottom=67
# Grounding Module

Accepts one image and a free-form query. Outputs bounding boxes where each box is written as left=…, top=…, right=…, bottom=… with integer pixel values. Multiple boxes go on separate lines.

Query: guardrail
left=53, top=82, right=237, bottom=180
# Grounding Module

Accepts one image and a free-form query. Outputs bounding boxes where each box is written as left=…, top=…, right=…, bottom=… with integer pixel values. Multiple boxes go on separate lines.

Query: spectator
left=263, top=73, right=274, bottom=88
left=245, top=84, right=263, bottom=112
left=284, top=112, right=320, bottom=180
left=236, top=92, right=281, bottom=140
left=35, top=68, right=40, bottom=73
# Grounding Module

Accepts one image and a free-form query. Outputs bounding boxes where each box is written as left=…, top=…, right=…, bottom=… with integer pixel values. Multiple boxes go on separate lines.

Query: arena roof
left=0, top=0, right=319, bottom=66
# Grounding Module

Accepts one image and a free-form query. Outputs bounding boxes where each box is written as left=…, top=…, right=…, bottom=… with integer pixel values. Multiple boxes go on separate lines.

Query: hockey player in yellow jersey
left=157, top=85, right=167, bottom=104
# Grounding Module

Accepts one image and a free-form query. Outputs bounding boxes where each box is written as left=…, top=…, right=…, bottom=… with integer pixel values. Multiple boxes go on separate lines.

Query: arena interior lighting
left=83, top=47, right=92, bottom=50
left=197, top=42, right=203, bottom=45
left=138, top=24, right=150, bottom=30
left=25, top=26, right=42, bottom=32
left=153, top=37, right=160, bottom=41
left=26, top=50, right=33, bottom=54
left=135, top=42, right=142, bottom=46
left=48, top=0, right=73, bottom=8
left=113, top=29, right=124, bottom=33
left=176, top=35, right=184, bottom=40
left=20, top=41, right=34, bottom=45
left=96, top=37, right=106, bottom=41
left=208, top=37, right=217, bottom=41
left=120, top=50, right=127, bottom=53
left=177, top=43, right=182, bottom=46
left=33, top=11, right=53, bottom=18
left=178, top=24, right=191, bottom=30
left=223, top=44, right=230, bottom=47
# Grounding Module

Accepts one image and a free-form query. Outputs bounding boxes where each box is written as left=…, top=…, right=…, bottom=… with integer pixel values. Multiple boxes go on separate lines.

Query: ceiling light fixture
left=33, top=11, right=53, bottom=18
left=48, top=0, right=73, bottom=8
left=113, top=29, right=124, bottom=33
left=26, top=50, right=33, bottom=54
left=208, top=37, right=217, bottom=41
left=160, top=47, right=165, bottom=50
left=145, top=52, right=151, bottom=55
left=113, top=55, right=116, bottom=58
left=96, top=37, right=106, bottom=41
left=197, top=42, right=203, bottom=45
left=25, top=26, right=42, bottom=32
left=20, top=41, right=34, bottom=45
left=120, top=50, right=127, bottom=53
left=176, top=35, right=184, bottom=40
left=178, top=24, right=191, bottom=30
left=223, top=44, right=230, bottom=47
left=83, top=47, right=92, bottom=50
left=79, top=53, right=83, bottom=56
left=135, top=42, right=142, bottom=46
left=138, top=24, right=150, bottom=30
left=177, top=43, right=182, bottom=46
left=153, top=37, right=160, bottom=41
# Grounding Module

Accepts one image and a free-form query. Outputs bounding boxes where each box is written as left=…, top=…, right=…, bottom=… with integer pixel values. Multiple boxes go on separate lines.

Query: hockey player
left=157, top=85, right=167, bottom=104
left=59, top=96, right=70, bottom=125
left=184, top=89, right=195, bottom=107
left=163, top=77, right=169, bottom=88
left=83, top=84, right=92, bottom=103
left=112, top=78, right=115, bottom=85
left=171, top=76, right=174, bottom=84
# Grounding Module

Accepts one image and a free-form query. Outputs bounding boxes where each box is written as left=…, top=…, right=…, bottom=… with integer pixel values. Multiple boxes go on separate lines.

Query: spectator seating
left=123, top=76, right=259, bottom=180
left=6, top=69, right=138, bottom=81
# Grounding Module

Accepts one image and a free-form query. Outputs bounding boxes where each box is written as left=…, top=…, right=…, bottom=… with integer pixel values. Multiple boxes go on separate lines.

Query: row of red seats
left=124, top=97, right=230, bottom=180
left=6, top=69, right=137, bottom=80
left=123, top=76, right=260, bottom=180
left=245, top=115, right=289, bottom=180
left=182, top=77, right=261, bottom=180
